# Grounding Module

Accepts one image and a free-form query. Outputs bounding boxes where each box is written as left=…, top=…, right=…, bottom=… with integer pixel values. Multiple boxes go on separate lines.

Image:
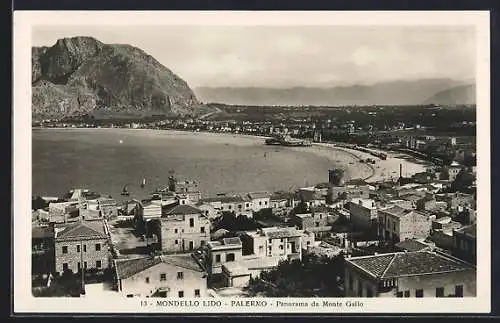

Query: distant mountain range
left=32, top=36, right=202, bottom=120
left=195, top=79, right=476, bottom=106
left=423, top=84, right=476, bottom=105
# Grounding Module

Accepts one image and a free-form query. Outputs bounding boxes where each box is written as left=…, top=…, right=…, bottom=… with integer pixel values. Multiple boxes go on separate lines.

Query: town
left=32, top=143, right=477, bottom=298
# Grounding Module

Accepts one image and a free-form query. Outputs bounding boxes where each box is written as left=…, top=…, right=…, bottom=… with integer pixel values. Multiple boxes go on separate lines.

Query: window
left=280, top=238, right=283, bottom=242
left=436, top=287, right=444, bottom=297
left=77, top=262, right=81, bottom=271
left=194, top=289, right=200, bottom=297
left=83, top=244, right=87, bottom=252
left=455, top=285, right=464, bottom=297
left=259, top=201, right=262, bottom=206
left=62, top=246, right=68, bottom=254
left=228, top=205, right=232, bottom=210
left=177, top=272, right=184, bottom=280
left=307, top=241, right=311, bottom=245
left=404, top=290, right=410, bottom=297
left=238, top=205, right=242, bottom=209
left=160, top=273, right=166, bottom=281
left=95, top=243, right=101, bottom=251
left=63, top=263, right=68, bottom=271
left=96, top=260, right=102, bottom=268
left=215, top=255, right=221, bottom=263
left=189, top=218, right=194, bottom=227
left=416, top=289, right=424, bottom=298
left=265, top=201, right=268, bottom=205
left=268, top=239, right=272, bottom=243
left=189, top=241, right=194, bottom=250
left=396, top=291, right=403, bottom=298
left=126, top=294, right=134, bottom=298
left=178, top=291, right=184, bottom=298
left=76, top=245, right=80, bottom=253
left=226, top=253, right=235, bottom=262
left=201, top=240, right=205, bottom=246
left=84, top=261, right=87, bottom=269
left=145, top=277, right=150, bottom=283
left=246, top=203, right=249, bottom=208
left=315, top=222, right=320, bottom=227
left=279, top=245, right=284, bottom=250
left=175, top=229, right=178, bottom=233
left=175, top=240, right=179, bottom=245
left=200, top=227, right=205, bottom=233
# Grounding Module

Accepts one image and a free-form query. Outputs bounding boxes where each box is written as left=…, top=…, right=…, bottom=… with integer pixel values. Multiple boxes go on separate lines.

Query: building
left=453, top=224, right=476, bottom=264
left=32, top=226, right=54, bottom=274
left=247, top=192, right=271, bottom=212
left=378, top=205, right=432, bottom=243
left=292, top=206, right=331, bottom=237
left=240, top=227, right=308, bottom=262
left=347, top=198, right=378, bottom=232
left=86, top=198, right=118, bottom=219
left=344, top=251, right=476, bottom=297
left=157, top=204, right=211, bottom=253
left=394, top=239, right=433, bottom=252
left=48, top=201, right=80, bottom=223
left=168, top=176, right=202, bottom=203
left=198, top=195, right=252, bottom=216
left=206, top=237, right=244, bottom=275
left=114, top=254, right=208, bottom=298
left=54, top=220, right=110, bottom=275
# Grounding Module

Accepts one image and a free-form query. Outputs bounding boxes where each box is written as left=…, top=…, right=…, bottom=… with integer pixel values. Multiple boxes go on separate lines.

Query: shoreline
left=33, top=127, right=427, bottom=184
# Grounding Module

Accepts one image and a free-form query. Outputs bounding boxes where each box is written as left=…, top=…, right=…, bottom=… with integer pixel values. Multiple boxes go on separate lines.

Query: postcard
left=13, top=10, right=490, bottom=314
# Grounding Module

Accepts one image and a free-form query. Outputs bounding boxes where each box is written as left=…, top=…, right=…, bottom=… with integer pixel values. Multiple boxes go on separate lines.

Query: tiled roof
left=395, top=239, right=431, bottom=252
left=162, top=204, right=202, bottom=217
left=248, top=192, right=270, bottom=200
left=262, top=227, right=302, bottom=239
left=348, top=254, right=395, bottom=277
left=162, top=254, right=203, bottom=272
left=115, top=257, right=162, bottom=280
left=55, top=220, right=107, bottom=241
left=347, top=251, right=473, bottom=279
left=115, top=254, right=203, bottom=280
left=380, top=205, right=413, bottom=217
left=222, top=237, right=242, bottom=246
left=201, top=196, right=244, bottom=203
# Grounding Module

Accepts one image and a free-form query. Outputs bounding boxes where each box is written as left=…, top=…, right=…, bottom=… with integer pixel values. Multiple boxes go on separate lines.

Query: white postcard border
left=13, top=10, right=491, bottom=314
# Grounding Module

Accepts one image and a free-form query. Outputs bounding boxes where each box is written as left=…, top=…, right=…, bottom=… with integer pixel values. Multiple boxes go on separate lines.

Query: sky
left=32, top=25, right=476, bottom=88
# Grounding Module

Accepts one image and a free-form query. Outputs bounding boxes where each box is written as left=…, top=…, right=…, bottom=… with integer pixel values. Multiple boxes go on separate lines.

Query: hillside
left=423, top=84, right=476, bottom=105
left=32, top=37, right=202, bottom=120
left=195, top=79, right=470, bottom=106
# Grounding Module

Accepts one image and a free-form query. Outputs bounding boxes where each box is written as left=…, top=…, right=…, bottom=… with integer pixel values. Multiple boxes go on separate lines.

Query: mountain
left=194, top=79, right=470, bottom=106
left=423, top=84, right=476, bottom=105
left=32, top=37, right=201, bottom=119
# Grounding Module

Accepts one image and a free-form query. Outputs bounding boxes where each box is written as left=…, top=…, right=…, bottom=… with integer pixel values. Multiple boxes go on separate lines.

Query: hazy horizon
left=32, top=25, right=476, bottom=88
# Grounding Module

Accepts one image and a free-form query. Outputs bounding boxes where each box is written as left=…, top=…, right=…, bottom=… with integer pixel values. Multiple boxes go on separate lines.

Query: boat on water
left=265, top=134, right=312, bottom=147
left=121, top=184, right=130, bottom=196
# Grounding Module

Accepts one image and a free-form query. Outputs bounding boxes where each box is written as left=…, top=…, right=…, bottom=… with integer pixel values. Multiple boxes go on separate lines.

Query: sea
left=32, top=128, right=368, bottom=202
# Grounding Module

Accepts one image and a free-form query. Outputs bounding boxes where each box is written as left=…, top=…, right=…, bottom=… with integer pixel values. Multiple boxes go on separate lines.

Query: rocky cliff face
left=32, top=37, right=201, bottom=119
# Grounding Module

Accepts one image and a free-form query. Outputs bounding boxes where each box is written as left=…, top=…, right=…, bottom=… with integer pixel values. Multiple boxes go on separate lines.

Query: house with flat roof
left=157, top=204, right=210, bottom=253
left=378, top=205, right=432, bottom=243
left=206, top=237, right=244, bottom=275
left=347, top=198, right=378, bottom=232
left=344, top=251, right=476, bottom=298
left=114, top=254, right=207, bottom=298
left=453, top=224, right=476, bottom=264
